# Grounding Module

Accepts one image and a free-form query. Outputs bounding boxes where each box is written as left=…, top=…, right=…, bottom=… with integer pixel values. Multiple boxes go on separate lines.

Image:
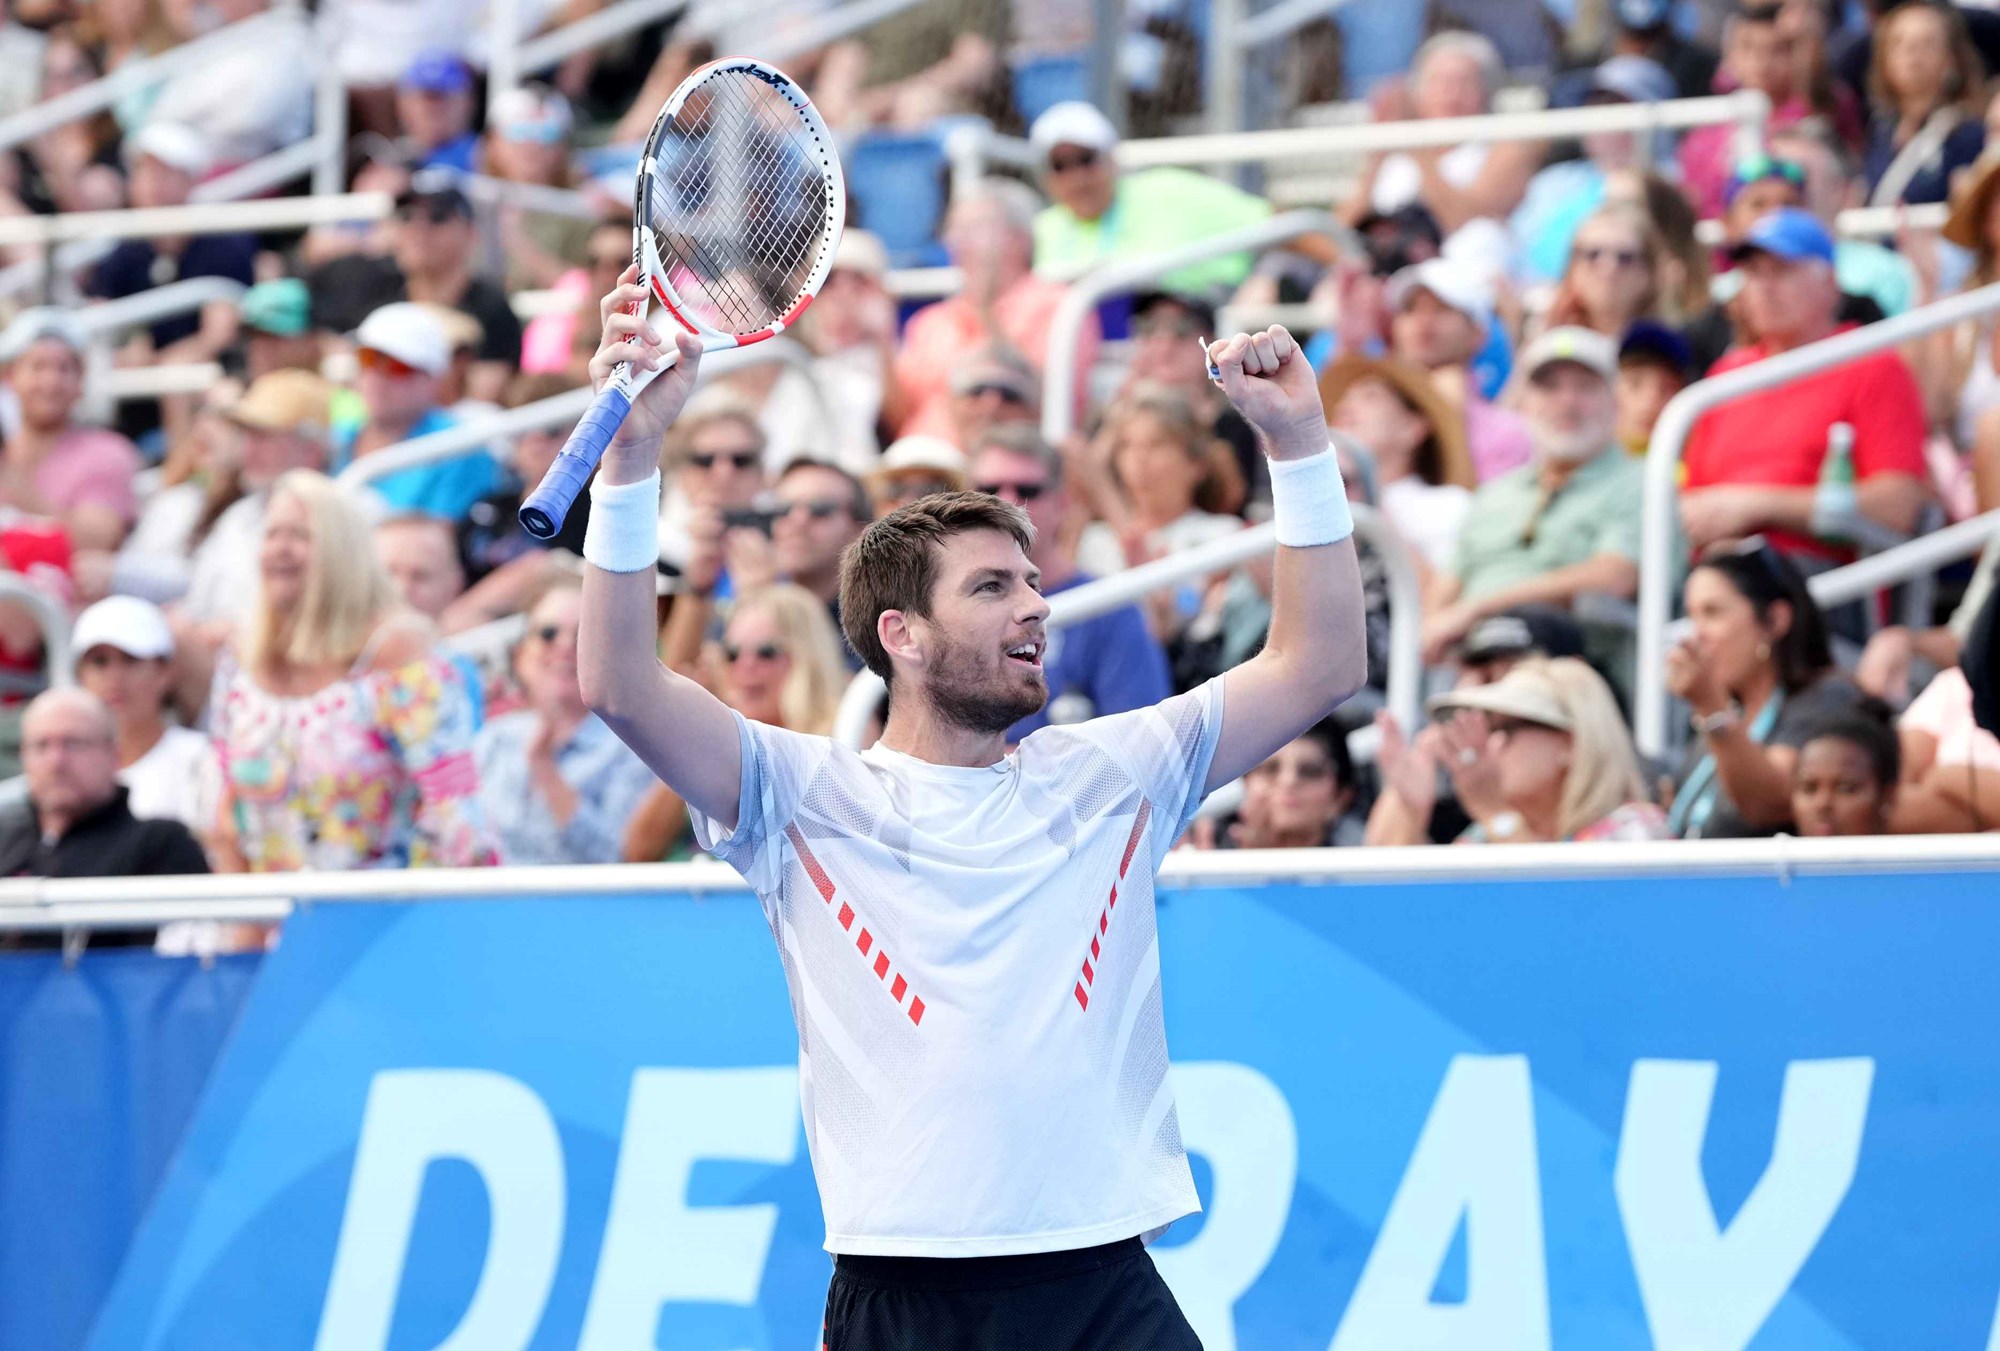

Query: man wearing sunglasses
left=306, top=172, right=523, bottom=403
left=770, top=460, right=874, bottom=662
left=1029, top=101, right=1276, bottom=294
left=968, top=426, right=1171, bottom=741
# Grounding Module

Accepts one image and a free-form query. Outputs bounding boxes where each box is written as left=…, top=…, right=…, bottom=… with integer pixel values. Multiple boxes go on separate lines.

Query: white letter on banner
left=1615, top=1057, right=1873, bottom=1351
left=577, top=1067, right=800, bottom=1348
left=1330, top=1054, right=1551, bottom=1351
left=314, top=1069, right=565, bottom=1351
left=1151, top=1062, right=1298, bottom=1351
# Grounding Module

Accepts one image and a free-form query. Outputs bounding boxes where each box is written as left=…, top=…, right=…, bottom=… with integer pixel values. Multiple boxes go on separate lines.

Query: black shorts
left=822, top=1237, right=1202, bottom=1351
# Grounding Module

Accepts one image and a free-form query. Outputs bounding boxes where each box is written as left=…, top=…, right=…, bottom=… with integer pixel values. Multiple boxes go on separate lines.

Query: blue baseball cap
left=1728, top=207, right=1835, bottom=266
left=1615, top=0, right=1674, bottom=30
left=401, top=49, right=471, bottom=95
left=1619, top=319, right=1693, bottom=377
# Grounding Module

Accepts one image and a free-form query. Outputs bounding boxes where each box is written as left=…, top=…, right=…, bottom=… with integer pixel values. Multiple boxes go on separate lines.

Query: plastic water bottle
left=1810, top=421, right=1858, bottom=546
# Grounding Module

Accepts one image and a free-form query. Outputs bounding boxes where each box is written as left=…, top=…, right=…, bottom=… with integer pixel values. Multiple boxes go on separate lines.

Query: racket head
left=633, top=58, right=846, bottom=350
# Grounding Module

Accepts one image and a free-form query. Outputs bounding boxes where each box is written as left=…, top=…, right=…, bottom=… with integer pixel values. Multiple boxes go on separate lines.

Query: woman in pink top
left=1894, top=666, right=2000, bottom=833
left=209, top=470, right=495, bottom=872
left=0, top=311, right=140, bottom=549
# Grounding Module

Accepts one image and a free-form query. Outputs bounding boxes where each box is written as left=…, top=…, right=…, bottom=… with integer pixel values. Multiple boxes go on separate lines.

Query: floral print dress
left=211, top=648, right=495, bottom=871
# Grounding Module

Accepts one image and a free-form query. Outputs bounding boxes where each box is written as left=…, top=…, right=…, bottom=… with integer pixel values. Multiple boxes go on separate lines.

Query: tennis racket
left=518, top=58, right=846, bottom=539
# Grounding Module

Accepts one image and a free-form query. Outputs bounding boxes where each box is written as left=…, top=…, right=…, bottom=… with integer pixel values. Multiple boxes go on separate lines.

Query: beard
left=923, top=631, right=1047, bottom=736
left=1533, top=415, right=1613, bottom=464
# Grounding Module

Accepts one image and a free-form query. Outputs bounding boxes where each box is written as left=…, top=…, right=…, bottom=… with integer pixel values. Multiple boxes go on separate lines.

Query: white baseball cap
left=1385, top=258, right=1495, bottom=331
left=125, top=121, right=213, bottom=178
left=353, top=302, right=450, bottom=376
left=72, top=596, right=175, bottom=662
left=1518, top=325, right=1619, bottom=386
left=832, top=228, right=889, bottom=280
left=1029, top=101, right=1119, bottom=164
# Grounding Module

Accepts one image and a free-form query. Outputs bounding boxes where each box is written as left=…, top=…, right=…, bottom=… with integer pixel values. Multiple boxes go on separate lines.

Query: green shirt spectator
left=1028, top=102, right=1273, bottom=293
left=1452, top=444, right=1645, bottom=602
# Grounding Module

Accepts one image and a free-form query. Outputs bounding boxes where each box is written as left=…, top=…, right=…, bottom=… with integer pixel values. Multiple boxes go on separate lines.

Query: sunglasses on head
left=1727, top=153, right=1806, bottom=197
left=1047, top=148, right=1099, bottom=173
left=689, top=450, right=759, bottom=471
left=723, top=641, right=786, bottom=663
left=357, top=347, right=423, bottom=379
left=975, top=480, right=1048, bottom=502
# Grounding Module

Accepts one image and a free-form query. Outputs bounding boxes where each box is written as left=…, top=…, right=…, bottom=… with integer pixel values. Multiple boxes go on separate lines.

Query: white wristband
left=582, top=470, right=663, bottom=573
left=1268, top=447, right=1353, bottom=547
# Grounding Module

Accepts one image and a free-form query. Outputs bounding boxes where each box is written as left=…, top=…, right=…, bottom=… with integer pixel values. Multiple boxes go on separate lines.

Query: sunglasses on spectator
left=1047, top=148, right=1100, bottom=173
left=357, top=347, right=423, bottom=378
left=723, top=641, right=786, bottom=663
left=885, top=475, right=958, bottom=498
left=778, top=498, right=848, bottom=521
left=976, top=480, right=1048, bottom=502
left=689, top=450, right=760, bottom=471
left=1487, top=717, right=1552, bottom=743
left=1576, top=245, right=1645, bottom=269
left=962, top=381, right=1028, bottom=405
left=500, top=120, right=567, bottom=145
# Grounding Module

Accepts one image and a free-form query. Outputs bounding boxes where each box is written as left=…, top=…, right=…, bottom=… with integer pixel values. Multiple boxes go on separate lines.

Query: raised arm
left=1201, top=326, right=1368, bottom=793
left=576, top=270, right=747, bottom=829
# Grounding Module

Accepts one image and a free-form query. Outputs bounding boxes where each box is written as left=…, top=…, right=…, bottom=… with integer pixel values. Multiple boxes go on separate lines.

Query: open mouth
left=1005, top=640, right=1044, bottom=669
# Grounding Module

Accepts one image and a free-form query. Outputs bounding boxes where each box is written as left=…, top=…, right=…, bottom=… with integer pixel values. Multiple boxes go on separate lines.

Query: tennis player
left=578, top=273, right=1365, bottom=1348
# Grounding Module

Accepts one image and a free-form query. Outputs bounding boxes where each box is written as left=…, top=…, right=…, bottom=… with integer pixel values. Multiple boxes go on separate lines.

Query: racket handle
left=519, top=383, right=634, bottom=539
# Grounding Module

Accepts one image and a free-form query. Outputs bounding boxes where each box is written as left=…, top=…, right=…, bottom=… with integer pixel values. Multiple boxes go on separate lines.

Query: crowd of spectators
left=0, top=0, right=1997, bottom=938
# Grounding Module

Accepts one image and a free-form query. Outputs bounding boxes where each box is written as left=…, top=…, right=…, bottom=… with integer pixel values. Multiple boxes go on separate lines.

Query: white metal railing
left=101, top=362, right=222, bottom=402
left=0, top=10, right=296, bottom=153
left=831, top=505, right=1423, bottom=752
left=0, top=575, right=74, bottom=692
left=7, top=833, right=2000, bottom=929
left=1635, top=281, right=2000, bottom=759
left=1042, top=209, right=1358, bottom=444
left=0, top=192, right=391, bottom=249
left=338, top=337, right=831, bottom=489
left=1694, top=202, right=1948, bottom=249
left=951, top=91, right=1768, bottom=189
left=73, top=275, right=247, bottom=338
left=1808, top=508, right=2000, bottom=608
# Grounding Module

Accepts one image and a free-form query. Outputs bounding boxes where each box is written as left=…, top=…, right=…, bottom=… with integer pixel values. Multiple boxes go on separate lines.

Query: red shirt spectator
left=1680, top=210, right=1929, bottom=560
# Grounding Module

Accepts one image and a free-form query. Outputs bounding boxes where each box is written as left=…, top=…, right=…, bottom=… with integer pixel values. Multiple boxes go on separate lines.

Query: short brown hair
left=838, top=491, right=1034, bottom=687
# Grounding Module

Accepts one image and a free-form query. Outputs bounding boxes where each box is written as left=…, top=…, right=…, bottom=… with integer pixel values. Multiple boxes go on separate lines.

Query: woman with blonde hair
left=209, top=470, right=494, bottom=871
left=1862, top=0, right=1985, bottom=207
left=625, top=583, right=849, bottom=860
left=1534, top=205, right=1674, bottom=339
left=1368, top=657, right=1669, bottom=845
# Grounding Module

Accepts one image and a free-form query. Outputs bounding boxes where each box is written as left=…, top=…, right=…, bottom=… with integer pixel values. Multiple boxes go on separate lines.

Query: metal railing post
left=490, top=0, right=523, bottom=111
left=1091, top=0, right=1126, bottom=138
left=1206, top=0, right=1247, bottom=136
left=313, top=10, right=348, bottom=198
left=1635, top=282, right=2000, bottom=759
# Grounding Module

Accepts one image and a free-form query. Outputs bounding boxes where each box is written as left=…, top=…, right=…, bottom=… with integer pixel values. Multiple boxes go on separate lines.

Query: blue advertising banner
left=0, top=949, right=262, bottom=1351
left=83, top=872, right=2000, bottom=1350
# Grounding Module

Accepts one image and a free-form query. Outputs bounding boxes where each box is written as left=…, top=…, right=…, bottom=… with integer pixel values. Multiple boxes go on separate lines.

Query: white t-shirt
left=690, top=678, right=1227, bottom=1257
left=1380, top=476, right=1472, bottom=571
left=121, top=725, right=217, bottom=835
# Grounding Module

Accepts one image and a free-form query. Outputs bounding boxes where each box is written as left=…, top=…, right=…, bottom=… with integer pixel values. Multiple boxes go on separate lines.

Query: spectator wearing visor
left=1680, top=209, right=1930, bottom=565
left=1028, top=101, right=1280, bottom=294
left=334, top=302, right=503, bottom=522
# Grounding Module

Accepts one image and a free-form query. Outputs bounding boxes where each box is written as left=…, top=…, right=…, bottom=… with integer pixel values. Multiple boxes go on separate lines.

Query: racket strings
left=648, top=71, right=832, bottom=336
